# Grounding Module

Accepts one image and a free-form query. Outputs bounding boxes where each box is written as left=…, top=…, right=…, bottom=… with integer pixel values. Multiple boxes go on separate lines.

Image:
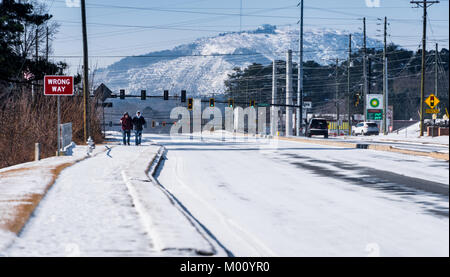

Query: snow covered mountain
left=94, top=24, right=382, bottom=96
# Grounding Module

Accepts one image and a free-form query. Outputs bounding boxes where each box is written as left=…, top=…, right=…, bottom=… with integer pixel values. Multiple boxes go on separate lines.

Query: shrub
left=0, top=90, right=103, bottom=169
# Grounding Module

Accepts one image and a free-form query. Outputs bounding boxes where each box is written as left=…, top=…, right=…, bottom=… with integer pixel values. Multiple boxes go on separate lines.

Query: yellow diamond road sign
left=425, top=93, right=440, bottom=109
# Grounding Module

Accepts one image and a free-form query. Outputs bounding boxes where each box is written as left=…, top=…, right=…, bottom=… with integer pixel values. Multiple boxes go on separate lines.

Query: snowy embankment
left=0, top=144, right=104, bottom=253
left=343, top=122, right=449, bottom=148
left=2, top=132, right=220, bottom=256
left=121, top=143, right=217, bottom=256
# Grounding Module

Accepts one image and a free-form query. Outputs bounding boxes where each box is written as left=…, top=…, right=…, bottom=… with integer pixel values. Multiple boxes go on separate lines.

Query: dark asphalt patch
left=284, top=153, right=448, bottom=196
left=282, top=153, right=449, bottom=218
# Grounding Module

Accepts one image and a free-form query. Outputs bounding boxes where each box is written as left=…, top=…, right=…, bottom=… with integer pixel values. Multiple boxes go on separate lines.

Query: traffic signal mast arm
left=201, top=99, right=304, bottom=108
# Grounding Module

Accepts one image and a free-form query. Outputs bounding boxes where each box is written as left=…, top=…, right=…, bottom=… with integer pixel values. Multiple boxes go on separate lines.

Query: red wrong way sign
left=44, top=75, right=74, bottom=96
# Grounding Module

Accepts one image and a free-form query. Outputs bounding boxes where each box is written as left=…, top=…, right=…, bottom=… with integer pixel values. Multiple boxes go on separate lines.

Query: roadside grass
left=0, top=92, right=103, bottom=169
left=0, top=162, right=74, bottom=235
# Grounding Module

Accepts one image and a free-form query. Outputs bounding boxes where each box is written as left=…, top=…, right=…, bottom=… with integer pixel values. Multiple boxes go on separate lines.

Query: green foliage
left=0, top=0, right=61, bottom=81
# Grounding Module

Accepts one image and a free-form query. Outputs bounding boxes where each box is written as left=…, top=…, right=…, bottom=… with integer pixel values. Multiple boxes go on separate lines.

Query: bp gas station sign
left=366, top=94, right=383, bottom=120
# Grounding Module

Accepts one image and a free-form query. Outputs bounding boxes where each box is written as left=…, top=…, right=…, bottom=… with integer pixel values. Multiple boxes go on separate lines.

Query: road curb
left=366, top=144, right=449, bottom=161
left=262, top=134, right=449, bottom=161
left=122, top=145, right=217, bottom=256
left=277, top=136, right=359, bottom=148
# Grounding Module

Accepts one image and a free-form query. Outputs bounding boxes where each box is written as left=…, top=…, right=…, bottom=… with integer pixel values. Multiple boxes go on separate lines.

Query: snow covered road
left=152, top=133, right=449, bottom=257
left=2, top=132, right=447, bottom=257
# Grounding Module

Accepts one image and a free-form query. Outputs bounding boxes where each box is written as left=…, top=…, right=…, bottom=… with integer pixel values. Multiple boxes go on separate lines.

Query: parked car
left=352, top=122, right=379, bottom=136
left=305, top=118, right=328, bottom=138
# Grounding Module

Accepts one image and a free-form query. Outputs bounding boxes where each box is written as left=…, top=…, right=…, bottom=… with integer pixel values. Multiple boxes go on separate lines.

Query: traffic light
left=209, top=98, right=215, bottom=107
left=429, top=95, right=435, bottom=107
left=187, top=98, right=193, bottom=110
left=120, top=89, right=125, bottom=100
left=141, top=90, right=146, bottom=100
left=228, top=98, right=234, bottom=108
left=181, top=90, right=186, bottom=102
left=152, top=120, right=155, bottom=128
left=355, top=93, right=360, bottom=107
left=164, top=90, right=169, bottom=100
left=250, top=100, right=255, bottom=107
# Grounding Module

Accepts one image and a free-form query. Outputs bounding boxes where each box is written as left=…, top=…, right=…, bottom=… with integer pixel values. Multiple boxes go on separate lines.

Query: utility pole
left=411, top=0, right=439, bottom=136
left=363, top=17, right=368, bottom=121
left=385, top=57, right=389, bottom=133
left=46, top=26, right=49, bottom=61
left=368, top=57, right=372, bottom=95
left=435, top=43, right=438, bottom=97
left=81, top=0, right=90, bottom=142
left=335, top=58, right=339, bottom=123
left=271, top=60, right=277, bottom=136
left=286, top=50, right=293, bottom=136
left=35, top=28, right=38, bottom=61
left=347, top=34, right=352, bottom=136
left=383, top=16, right=388, bottom=135
left=32, top=26, right=38, bottom=101
left=297, top=0, right=304, bottom=136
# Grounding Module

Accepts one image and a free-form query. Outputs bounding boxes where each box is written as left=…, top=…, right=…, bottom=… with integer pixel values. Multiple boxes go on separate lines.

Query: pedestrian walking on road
left=120, top=112, right=133, bottom=145
left=132, top=111, right=146, bottom=145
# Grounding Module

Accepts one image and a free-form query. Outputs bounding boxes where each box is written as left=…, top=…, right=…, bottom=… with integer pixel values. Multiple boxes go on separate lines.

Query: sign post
left=57, top=95, right=60, bottom=156
left=44, top=76, right=74, bottom=156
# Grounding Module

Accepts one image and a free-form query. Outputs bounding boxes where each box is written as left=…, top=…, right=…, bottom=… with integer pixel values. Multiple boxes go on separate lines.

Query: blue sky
left=43, top=0, right=449, bottom=74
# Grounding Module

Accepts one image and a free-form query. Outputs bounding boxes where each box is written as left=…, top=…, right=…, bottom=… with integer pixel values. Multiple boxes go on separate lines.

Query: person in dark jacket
left=120, top=112, right=133, bottom=145
left=132, top=111, right=146, bottom=145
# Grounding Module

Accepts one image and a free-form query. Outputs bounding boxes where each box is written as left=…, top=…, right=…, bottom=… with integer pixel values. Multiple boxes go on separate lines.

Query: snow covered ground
left=152, top=132, right=448, bottom=256
left=2, top=134, right=226, bottom=257
left=341, top=122, right=448, bottom=147
left=326, top=122, right=448, bottom=155
left=1, top=131, right=448, bottom=257
left=3, top=143, right=161, bottom=257
left=0, top=144, right=104, bottom=253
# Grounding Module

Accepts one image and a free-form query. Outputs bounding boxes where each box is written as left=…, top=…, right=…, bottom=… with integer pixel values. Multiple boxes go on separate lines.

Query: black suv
left=305, top=118, right=328, bottom=138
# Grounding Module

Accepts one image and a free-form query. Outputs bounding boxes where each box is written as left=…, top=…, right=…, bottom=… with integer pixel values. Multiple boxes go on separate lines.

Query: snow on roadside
left=121, top=144, right=218, bottom=256
left=344, top=122, right=449, bottom=146
left=2, top=133, right=219, bottom=256
left=4, top=143, right=158, bottom=257
left=0, top=144, right=105, bottom=254
left=0, top=230, right=15, bottom=253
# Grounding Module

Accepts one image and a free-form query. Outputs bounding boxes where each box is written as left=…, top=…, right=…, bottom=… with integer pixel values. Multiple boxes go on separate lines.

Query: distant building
left=94, top=83, right=113, bottom=102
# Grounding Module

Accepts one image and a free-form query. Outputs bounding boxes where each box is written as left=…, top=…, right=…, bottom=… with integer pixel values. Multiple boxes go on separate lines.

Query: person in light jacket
left=132, top=111, right=146, bottom=145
